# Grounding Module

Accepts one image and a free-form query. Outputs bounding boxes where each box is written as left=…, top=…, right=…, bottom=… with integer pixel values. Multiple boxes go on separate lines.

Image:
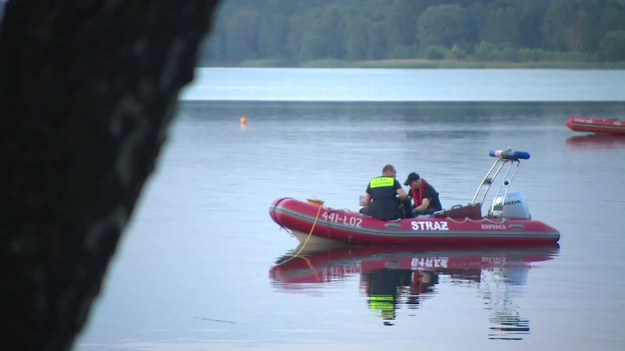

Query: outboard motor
left=490, top=191, right=531, bottom=220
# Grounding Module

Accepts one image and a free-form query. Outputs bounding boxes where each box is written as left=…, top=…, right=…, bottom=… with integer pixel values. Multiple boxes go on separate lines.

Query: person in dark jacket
left=360, top=164, right=407, bottom=220
left=403, top=172, right=442, bottom=217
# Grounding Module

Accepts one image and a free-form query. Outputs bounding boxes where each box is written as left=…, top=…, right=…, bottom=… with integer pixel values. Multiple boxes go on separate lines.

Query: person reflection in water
left=360, top=164, right=407, bottom=220
left=364, top=268, right=439, bottom=325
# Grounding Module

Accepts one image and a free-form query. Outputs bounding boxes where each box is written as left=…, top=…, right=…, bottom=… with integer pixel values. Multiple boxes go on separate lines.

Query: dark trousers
left=401, top=199, right=414, bottom=218
left=401, top=199, right=436, bottom=218
left=360, top=206, right=403, bottom=220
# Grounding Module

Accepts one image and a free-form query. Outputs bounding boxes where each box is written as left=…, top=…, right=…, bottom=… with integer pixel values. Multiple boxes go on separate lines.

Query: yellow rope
left=276, top=204, right=323, bottom=266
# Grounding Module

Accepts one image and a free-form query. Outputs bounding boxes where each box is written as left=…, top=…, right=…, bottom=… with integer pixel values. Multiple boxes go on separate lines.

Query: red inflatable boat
left=269, top=149, right=560, bottom=246
left=566, top=117, right=625, bottom=135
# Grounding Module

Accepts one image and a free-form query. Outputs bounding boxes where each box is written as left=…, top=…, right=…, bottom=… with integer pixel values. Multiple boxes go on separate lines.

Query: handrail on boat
left=471, top=149, right=530, bottom=213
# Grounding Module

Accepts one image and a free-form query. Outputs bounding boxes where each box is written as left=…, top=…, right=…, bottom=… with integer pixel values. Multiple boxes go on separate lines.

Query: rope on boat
left=275, top=204, right=323, bottom=266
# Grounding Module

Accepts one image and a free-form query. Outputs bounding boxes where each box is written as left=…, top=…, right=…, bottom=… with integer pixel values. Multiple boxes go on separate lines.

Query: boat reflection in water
left=270, top=244, right=559, bottom=339
left=566, top=134, right=625, bottom=150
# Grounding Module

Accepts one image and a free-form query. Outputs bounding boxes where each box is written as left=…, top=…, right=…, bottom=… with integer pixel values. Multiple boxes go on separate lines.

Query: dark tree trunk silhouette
left=0, top=1, right=220, bottom=350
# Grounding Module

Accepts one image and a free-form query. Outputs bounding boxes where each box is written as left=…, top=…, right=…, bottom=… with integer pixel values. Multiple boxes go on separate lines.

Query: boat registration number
left=321, top=211, right=363, bottom=227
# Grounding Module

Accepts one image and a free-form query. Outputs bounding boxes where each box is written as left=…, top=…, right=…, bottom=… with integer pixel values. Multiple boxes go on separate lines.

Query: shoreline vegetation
left=201, top=1, right=625, bottom=70
left=207, top=58, right=625, bottom=69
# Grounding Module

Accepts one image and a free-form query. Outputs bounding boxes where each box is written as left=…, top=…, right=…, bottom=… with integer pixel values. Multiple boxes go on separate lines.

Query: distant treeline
left=199, top=0, right=625, bottom=66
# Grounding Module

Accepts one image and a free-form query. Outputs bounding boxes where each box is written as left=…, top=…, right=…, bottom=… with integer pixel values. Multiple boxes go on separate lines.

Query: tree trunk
left=0, top=1, right=220, bottom=350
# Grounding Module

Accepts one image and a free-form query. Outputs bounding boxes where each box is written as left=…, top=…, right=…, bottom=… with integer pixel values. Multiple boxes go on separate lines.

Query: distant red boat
left=566, top=117, right=625, bottom=135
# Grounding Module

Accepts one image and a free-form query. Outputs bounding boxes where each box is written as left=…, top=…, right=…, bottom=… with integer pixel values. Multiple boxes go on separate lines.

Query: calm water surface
left=77, top=69, right=625, bottom=351
left=182, top=68, right=625, bottom=101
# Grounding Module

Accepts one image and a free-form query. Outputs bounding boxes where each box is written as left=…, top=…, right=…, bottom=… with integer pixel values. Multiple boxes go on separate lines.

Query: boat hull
left=566, top=117, right=625, bottom=135
left=270, top=198, right=560, bottom=246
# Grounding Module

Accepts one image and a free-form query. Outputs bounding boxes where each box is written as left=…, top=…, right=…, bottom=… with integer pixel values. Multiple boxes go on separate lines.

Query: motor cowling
left=490, top=191, right=531, bottom=220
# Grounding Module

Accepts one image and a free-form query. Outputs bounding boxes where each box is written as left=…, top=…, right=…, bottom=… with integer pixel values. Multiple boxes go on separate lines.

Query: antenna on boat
left=471, top=149, right=530, bottom=215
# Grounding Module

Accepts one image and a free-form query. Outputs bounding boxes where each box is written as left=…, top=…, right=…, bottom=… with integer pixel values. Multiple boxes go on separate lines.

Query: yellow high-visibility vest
left=370, top=176, right=394, bottom=189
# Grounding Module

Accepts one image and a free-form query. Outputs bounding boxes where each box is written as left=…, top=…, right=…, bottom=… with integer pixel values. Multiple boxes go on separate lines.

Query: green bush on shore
left=223, top=50, right=625, bottom=69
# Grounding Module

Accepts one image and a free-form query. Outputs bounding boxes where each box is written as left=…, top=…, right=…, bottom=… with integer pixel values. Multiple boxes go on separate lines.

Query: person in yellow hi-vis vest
left=359, top=164, right=407, bottom=220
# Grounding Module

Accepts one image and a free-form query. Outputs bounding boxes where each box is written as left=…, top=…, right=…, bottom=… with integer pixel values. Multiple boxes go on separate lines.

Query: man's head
left=382, top=164, right=396, bottom=177
left=404, top=172, right=421, bottom=187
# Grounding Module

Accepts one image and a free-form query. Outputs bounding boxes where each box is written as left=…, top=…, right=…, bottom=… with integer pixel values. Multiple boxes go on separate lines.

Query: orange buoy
left=240, top=116, right=248, bottom=125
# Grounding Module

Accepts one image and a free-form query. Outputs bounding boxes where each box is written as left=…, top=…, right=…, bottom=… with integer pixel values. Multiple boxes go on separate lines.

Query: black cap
left=404, top=172, right=420, bottom=185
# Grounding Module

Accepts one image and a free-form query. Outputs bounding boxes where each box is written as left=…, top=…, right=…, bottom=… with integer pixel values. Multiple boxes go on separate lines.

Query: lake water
left=76, top=69, right=625, bottom=351
left=181, top=68, right=625, bottom=101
